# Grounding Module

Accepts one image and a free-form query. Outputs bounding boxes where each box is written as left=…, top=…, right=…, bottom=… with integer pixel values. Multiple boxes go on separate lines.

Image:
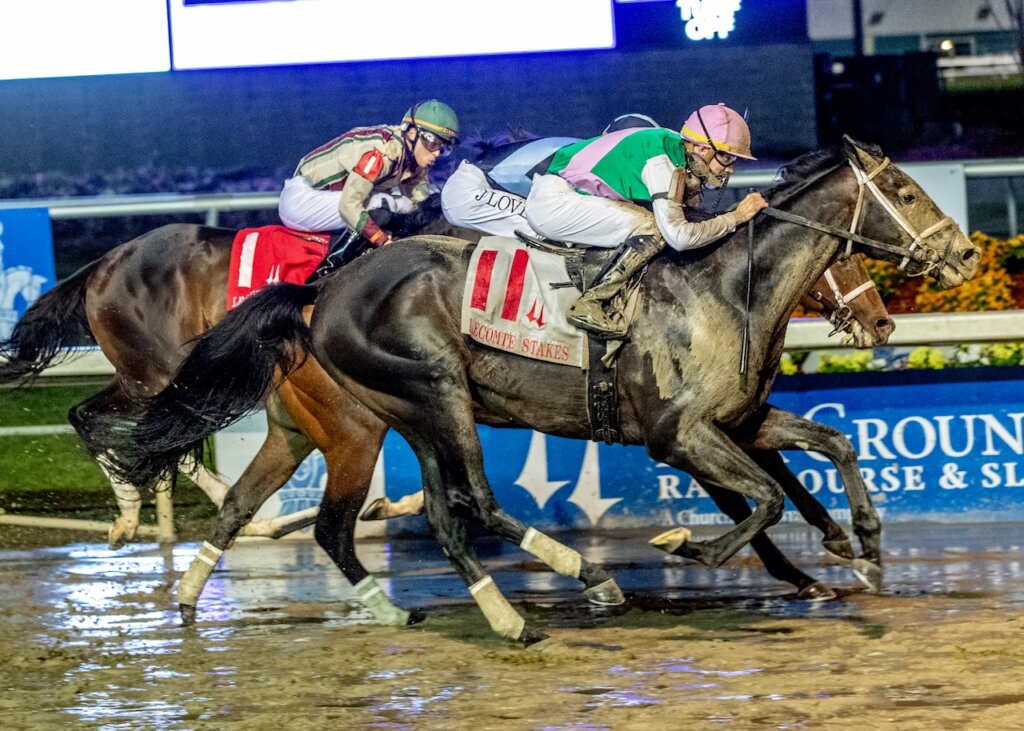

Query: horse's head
left=802, top=253, right=894, bottom=349
left=843, top=137, right=979, bottom=289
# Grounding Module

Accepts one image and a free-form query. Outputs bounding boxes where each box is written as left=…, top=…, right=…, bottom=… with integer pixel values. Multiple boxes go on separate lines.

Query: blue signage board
left=0, top=208, right=55, bottom=341
left=379, top=367, right=1024, bottom=534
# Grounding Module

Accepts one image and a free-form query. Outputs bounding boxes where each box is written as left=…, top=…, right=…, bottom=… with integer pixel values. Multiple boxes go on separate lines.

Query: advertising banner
left=214, top=367, right=1024, bottom=538
left=0, top=208, right=55, bottom=340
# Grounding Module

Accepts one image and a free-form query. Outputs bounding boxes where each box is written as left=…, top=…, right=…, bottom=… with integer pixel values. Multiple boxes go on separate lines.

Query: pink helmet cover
left=681, top=103, right=756, bottom=160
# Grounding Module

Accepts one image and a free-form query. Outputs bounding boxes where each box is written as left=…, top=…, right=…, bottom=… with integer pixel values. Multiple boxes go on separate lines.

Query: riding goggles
left=417, top=129, right=453, bottom=156
left=713, top=151, right=737, bottom=168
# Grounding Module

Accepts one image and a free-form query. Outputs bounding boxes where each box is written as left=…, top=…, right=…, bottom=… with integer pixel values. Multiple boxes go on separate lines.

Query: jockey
left=278, top=99, right=459, bottom=279
left=524, top=103, right=768, bottom=338
left=440, top=113, right=660, bottom=239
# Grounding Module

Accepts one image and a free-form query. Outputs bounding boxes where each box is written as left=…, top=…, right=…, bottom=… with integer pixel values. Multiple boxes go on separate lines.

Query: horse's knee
left=760, top=490, right=786, bottom=526
left=822, top=429, right=857, bottom=463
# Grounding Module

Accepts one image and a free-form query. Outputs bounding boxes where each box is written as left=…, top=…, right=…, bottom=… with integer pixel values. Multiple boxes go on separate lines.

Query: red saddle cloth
left=226, top=226, right=329, bottom=310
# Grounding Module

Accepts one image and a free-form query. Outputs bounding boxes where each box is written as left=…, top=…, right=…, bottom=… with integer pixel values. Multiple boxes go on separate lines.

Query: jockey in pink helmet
left=524, top=102, right=767, bottom=337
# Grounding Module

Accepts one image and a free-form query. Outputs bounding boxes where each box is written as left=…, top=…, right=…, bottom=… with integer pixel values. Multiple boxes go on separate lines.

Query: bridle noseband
left=812, top=262, right=877, bottom=337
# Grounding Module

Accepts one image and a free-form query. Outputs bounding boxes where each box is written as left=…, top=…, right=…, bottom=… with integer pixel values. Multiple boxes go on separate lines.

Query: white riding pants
left=278, top=176, right=346, bottom=233
left=441, top=161, right=537, bottom=238
left=524, top=174, right=656, bottom=248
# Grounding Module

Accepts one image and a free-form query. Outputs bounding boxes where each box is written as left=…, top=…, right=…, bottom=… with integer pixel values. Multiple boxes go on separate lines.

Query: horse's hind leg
left=734, top=405, right=881, bottom=591
left=360, top=490, right=425, bottom=521
left=178, top=453, right=229, bottom=508
left=415, top=441, right=548, bottom=646
left=383, top=391, right=549, bottom=644
left=176, top=416, right=313, bottom=625
left=458, top=479, right=624, bottom=606
left=67, top=382, right=151, bottom=549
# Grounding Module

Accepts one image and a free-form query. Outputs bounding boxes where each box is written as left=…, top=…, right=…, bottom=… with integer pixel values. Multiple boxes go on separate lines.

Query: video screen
left=0, top=0, right=170, bottom=81
left=168, top=0, right=616, bottom=70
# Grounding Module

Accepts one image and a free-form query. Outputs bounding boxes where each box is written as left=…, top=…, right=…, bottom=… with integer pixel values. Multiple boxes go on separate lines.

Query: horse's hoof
left=852, top=558, right=883, bottom=593
left=648, top=527, right=693, bottom=555
left=107, top=520, right=137, bottom=551
left=518, top=626, right=549, bottom=647
left=359, top=498, right=390, bottom=522
left=797, top=582, right=838, bottom=602
left=823, top=537, right=855, bottom=561
left=180, top=604, right=197, bottom=626
left=584, top=578, right=625, bottom=606
left=406, top=609, right=427, bottom=626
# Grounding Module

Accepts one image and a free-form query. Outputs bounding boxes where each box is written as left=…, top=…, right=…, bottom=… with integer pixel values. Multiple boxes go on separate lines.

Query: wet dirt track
left=2, top=523, right=1024, bottom=730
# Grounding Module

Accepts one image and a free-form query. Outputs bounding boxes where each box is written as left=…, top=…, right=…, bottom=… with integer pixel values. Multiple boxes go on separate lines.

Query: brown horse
left=99, top=138, right=974, bottom=643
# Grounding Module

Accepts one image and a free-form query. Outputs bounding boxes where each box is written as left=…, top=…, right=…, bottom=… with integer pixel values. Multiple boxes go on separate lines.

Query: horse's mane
left=460, top=125, right=539, bottom=161
left=762, top=139, right=884, bottom=203
left=430, top=126, right=541, bottom=184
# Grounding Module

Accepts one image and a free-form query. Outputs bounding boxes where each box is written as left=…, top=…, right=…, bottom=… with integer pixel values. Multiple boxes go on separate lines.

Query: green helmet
left=403, top=99, right=460, bottom=144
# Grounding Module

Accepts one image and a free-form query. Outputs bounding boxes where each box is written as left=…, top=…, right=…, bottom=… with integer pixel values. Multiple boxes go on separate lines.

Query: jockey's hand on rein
left=735, top=192, right=769, bottom=223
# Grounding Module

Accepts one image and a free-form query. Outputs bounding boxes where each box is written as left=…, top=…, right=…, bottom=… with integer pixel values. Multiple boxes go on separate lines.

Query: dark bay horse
left=99, top=138, right=977, bottom=643
left=1, top=211, right=893, bottom=628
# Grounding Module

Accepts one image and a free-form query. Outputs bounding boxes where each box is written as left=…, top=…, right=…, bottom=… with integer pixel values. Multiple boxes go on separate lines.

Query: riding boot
left=305, top=229, right=368, bottom=284
left=567, top=234, right=665, bottom=338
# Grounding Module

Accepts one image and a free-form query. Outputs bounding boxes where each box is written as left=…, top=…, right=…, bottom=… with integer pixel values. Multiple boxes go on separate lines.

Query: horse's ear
left=842, top=134, right=878, bottom=170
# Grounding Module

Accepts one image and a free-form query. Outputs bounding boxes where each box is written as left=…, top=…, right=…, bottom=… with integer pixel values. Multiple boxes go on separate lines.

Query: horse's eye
left=901, top=193, right=916, bottom=205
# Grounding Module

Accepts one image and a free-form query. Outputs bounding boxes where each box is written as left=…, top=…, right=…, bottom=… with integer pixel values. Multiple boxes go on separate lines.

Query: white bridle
left=846, top=157, right=958, bottom=276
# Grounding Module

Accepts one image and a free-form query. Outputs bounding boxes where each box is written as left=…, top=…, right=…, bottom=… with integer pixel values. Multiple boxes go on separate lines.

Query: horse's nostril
left=877, top=318, right=894, bottom=333
left=962, top=248, right=977, bottom=262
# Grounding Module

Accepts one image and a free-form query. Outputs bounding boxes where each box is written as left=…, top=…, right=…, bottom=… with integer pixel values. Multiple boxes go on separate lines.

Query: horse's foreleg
left=733, top=405, right=881, bottom=591
left=703, top=484, right=836, bottom=601
left=312, top=422, right=423, bottom=627
left=177, top=422, right=312, bottom=625
left=649, top=420, right=785, bottom=568
left=749, top=450, right=854, bottom=560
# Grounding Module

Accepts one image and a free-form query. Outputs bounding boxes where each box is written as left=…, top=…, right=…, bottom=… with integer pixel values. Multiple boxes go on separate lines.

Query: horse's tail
left=0, top=260, right=99, bottom=386
left=102, top=282, right=318, bottom=488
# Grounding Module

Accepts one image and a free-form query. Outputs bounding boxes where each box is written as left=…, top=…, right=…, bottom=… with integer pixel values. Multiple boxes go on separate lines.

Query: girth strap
left=587, top=335, right=621, bottom=444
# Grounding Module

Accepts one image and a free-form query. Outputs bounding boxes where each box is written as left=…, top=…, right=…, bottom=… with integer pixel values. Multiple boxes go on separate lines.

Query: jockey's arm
left=338, top=167, right=391, bottom=247
left=643, top=156, right=740, bottom=252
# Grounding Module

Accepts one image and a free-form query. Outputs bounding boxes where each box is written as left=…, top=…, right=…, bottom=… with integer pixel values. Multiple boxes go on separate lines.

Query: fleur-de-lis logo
left=526, top=299, right=546, bottom=328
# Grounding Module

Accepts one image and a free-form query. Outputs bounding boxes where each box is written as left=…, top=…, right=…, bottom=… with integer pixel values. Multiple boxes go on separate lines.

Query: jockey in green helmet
left=280, top=99, right=459, bottom=280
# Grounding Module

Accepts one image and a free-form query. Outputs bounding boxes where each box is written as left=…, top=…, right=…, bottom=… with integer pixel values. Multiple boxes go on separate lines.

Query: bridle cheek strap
left=848, top=157, right=957, bottom=274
